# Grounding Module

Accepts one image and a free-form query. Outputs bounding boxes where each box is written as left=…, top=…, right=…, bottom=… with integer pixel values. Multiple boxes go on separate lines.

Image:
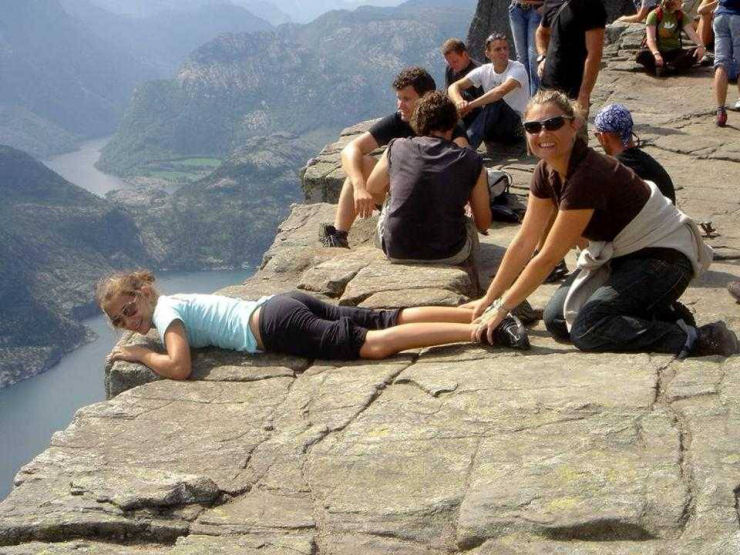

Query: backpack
left=487, top=169, right=526, bottom=223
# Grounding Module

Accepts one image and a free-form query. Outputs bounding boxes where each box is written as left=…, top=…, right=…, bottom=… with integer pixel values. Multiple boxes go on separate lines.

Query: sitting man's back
left=367, top=91, right=491, bottom=264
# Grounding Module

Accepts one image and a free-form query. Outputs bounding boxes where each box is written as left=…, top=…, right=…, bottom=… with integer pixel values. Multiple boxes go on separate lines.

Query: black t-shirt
left=383, top=136, right=483, bottom=260
left=616, top=147, right=676, bottom=204
left=368, top=112, right=466, bottom=147
left=541, top=0, right=607, bottom=99
left=445, top=59, right=484, bottom=102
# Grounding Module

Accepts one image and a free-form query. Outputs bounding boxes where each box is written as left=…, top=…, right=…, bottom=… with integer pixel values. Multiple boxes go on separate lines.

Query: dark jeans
left=636, top=47, right=698, bottom=75
left=543, top=251, right=693, bottom=354
left=466, top=99, right=523, bottom=149
left=259, top=291, right=401, bottom=360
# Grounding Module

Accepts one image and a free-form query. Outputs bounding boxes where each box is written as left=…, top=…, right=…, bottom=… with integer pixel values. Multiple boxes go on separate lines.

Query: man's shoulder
left=507, top=60, right=528, bottom=74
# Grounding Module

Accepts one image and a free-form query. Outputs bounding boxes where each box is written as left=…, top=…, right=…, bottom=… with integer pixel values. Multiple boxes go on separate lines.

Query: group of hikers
left=100, top=0, right=739, bottom=379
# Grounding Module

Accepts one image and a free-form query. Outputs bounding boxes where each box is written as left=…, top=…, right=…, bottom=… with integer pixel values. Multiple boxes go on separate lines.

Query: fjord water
left=0, top=140, right=253, bottom=501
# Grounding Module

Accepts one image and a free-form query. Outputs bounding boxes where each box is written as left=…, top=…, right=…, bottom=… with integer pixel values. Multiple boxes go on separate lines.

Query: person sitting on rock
left=448, top=32, right=530, bottom=149
left=635, top=0, right=707, bottom=77
left=364, top=91, right=491, bottom=265
left=98, top=270, right=530, bottom=379
left=464, top=89, right=738, bottom=358
left=441, top=38, right=484, bottom=128
left=320, top=67, right=469, bottom=249
left=594, top=103, right=676, bottom=204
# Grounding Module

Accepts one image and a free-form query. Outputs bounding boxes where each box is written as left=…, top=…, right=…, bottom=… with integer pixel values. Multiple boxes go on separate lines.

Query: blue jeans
left=543, top=252, right=693, bottom=354
left=508, top=2, right=541, bottom=94
left=466, top=100, right=523, bottom=149
left=714, top=13, right=740, bottom=77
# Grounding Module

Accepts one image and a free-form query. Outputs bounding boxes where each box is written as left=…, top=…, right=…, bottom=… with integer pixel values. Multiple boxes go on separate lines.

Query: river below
left=0, top=139, right=253, bottom=501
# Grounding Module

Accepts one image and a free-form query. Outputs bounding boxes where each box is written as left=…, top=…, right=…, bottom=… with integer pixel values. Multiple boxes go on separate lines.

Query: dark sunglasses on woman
left=522, top=115, right=574, bottom=134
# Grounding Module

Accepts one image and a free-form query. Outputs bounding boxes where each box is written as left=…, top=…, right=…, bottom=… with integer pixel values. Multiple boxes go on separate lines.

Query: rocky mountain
left=107, top=133, right=315, bottom=270
left=0, top=0, right=155, bottom=158
left=60, top=0, right=274, bottom=77
left=0, top=146, right=150, bottom=388
left=98, top=0, right=477, bottom=176
left=0, top=0, right=274, bottom=159
left=83, top=0, right=292, bottom=25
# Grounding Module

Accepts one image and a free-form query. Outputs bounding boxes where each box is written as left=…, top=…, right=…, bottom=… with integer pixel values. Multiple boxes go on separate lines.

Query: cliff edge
left=1, top=22, right=739, bottom=554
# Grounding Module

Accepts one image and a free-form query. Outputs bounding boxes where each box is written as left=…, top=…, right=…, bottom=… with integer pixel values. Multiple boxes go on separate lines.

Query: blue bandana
left=594, top=104, right=633, bottom=146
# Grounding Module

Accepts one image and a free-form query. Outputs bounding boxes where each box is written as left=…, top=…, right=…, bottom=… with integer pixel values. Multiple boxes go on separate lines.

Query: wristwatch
left=536, top=54, right=546, bottom=64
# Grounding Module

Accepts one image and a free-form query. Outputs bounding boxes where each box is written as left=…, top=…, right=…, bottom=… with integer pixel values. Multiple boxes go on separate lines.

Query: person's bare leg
left=334, top=155, right=378, bottom=232
left=715, top=65, right=729, bottom=109
left=360, top=322, right=474, bottom=359
left=397, top=306, right=474, bottom=324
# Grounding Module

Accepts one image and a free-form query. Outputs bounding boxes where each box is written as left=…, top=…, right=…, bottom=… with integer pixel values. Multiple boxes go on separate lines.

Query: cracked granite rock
left=2, top=12, right=739, bottom=554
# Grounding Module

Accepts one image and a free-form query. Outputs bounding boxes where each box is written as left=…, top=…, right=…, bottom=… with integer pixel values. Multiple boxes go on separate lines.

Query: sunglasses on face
left=111, top=298, right=138, bottom=327
left=522, top=115, right=574, bottom=134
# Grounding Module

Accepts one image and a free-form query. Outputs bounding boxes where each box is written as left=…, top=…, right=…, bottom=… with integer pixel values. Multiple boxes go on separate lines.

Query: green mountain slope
left=99, top=0, right=476, bottom=175
left=0, top=145, right=150, bottom=387
left=107, top=133, right=315, bottom=269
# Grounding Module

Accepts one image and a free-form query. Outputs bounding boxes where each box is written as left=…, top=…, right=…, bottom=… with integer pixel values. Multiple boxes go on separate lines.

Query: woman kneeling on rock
left=467, top=89, right=738, bottom=358
left=97, top=271, right=529, bottom=379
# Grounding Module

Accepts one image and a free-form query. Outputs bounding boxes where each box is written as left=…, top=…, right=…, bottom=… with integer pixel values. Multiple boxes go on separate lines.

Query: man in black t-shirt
left=536, top=0, right=606, bottom=110
left=441, top=38, right=483, bottom=127
left=320, top=67, right=469, bottom=248
left=366, top=91, right=491, bottom=264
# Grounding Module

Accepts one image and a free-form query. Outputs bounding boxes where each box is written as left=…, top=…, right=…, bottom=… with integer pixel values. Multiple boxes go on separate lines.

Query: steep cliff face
left=0, top=146, right=150, bottom=388
left=1, top=21, right=739, bottom=553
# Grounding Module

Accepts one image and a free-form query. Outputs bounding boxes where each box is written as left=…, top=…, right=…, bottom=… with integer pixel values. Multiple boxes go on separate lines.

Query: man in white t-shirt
left=448, top=32, right=530, bottom=149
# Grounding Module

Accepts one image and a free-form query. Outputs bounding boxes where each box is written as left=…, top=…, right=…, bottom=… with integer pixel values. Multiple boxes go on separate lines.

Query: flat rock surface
left=2, top=21, right=740, bottom=554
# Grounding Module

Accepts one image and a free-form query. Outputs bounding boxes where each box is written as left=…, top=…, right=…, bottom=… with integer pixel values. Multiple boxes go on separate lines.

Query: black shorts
left=259, top=291, right=401, bottom=360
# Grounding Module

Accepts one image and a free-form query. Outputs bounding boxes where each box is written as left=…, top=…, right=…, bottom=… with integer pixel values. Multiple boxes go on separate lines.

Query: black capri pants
left=259, top=291, right=402, bottom=359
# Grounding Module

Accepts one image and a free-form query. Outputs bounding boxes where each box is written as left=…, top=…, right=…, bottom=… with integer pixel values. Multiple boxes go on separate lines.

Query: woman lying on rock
left=467, top=89, right=738, bottom=358
left=97, top=270, right=529, bottom=379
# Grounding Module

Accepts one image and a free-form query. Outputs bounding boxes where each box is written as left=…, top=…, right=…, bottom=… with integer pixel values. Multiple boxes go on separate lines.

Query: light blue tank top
left=152, top=294, right=272, bottom=353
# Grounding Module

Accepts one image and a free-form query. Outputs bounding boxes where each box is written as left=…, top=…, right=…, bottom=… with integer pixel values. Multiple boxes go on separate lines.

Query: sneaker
left=728, top=281, right=740, bottom=303
left=717, top=107, right=728, bottom=127
left=510, top=299, right=542, bottom=325
left=699, top=53, right=713, bottom=67
left=480, top=315, right=531, bottom=350
left=319, top=223, right=349, bottom=248
left=692, top=321, right=739, bottom=357
left=544, top=259, right=569, bottom=283
left=732, top=99, right=740, bottom=112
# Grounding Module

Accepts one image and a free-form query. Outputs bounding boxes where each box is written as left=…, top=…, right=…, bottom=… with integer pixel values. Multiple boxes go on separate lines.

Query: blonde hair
left=95, top=269, right=158, bottom=321
left=524, top=89, right=585, bottom=121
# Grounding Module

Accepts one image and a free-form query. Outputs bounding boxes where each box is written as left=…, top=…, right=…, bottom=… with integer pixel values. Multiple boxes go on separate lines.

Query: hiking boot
left=670, top=300, right=697, bottom=328
left=511, top=299, right=542, bottom=325
left=692, top=321, right=739, bottom=357
left=544, top=259, right=569, bottom=283
left=728, top=281, right=740, bottom=303
left=319, top=223, right=349, bottom=248
left=717, top=107, right=728, bottom=127
left=480, top=315, right=530, bottom=350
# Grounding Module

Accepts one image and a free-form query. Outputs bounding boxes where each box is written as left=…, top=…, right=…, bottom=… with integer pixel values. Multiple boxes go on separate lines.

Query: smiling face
left=396, top=85, right=421, bottom=122
left=106, top=290, right=154, bottom=335
left=485, top=39, right=510, bottom=66
left=523, top=102, right=578, bottom=164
